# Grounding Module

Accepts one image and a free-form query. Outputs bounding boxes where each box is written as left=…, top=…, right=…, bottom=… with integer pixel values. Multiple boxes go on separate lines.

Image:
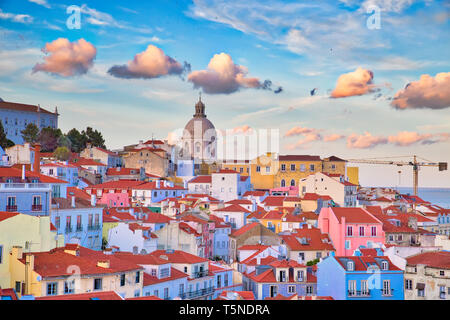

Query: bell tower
left=194, top=92, right=206, bottom=118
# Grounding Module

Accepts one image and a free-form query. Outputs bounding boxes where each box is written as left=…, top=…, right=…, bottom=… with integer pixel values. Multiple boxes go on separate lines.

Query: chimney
left=33, top=143, right=41, bottom=173
left=22, top=164, right=26, bottom=180
left=91, top=194, right=97, bottom=207
left=71, top=196, right=76, bottom=208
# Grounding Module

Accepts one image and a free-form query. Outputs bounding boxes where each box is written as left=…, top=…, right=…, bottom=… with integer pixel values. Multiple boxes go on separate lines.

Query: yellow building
left=259, top=210, right=287, bottom=234
left=221, top=160, right=251, bottom=176
left=0, top=212, right=64, bottom=290
left=346, top=166, right=359, bottom=186
left=250, top=152, right=277, bottom=190
left=275, top=155, right=323, bottom=189
left=322, top=156, right=347, bottom=176
left=9, top=245, right=143, bottom=298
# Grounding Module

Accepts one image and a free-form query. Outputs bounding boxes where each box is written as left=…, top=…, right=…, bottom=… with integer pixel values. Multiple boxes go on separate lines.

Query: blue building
left=41, top=162, right=79, bottom=187
left=210, top=261, right=236, bottom=299
left=317, top=254, right=404, bottom=300
left=0, top=99, right=59, bottom=145
left=51, top=195, right=104, bottom=251
left=0, top=166, right=67, bottom=216
left=212, top=219, right=232, bottom=262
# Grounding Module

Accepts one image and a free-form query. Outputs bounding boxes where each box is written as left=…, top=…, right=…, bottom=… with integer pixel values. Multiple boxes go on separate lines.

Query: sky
left=0, top=0, right=449, bottom=187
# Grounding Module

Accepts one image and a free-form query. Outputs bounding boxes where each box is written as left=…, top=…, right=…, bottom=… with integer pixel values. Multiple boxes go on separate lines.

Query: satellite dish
left=36, top=275, right=42, bottom=282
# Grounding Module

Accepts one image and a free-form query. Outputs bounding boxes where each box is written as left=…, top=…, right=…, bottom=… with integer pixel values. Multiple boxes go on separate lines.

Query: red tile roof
left=225, top=199, right=253, bottom=205
left=189, top=175, right=212, bottom=184
left=142, top=268, right=189, bottom=286
left=150, top=250, right=208, bottom=264
left=0, top=167, right=67, bottom=184
left=217, top=291, right=255, bottom=300
left=106, top=168, right=141, bottom=176
left=279, top=155, right=321, bottom=161
left=281, top=226, right=335, bottom=252
left=67, top=187, right=91, bottom=201
left=215, top=169, right=239, bottom=174
left=132, top=181, right=186, bottom=190
left=179, top=222, right=201, bottom=236
left=406, top=251, right=450, bottom=269
left=262, top=196, right=285, bottom=207
left=243, top=191, right=267, bottom=197
left=0, top=211, right=20, bottom=222
left=335, top=256, right=401, bottom=271
left=261, top=210, right=285, bottom=220
left=69, top=157, right=106, bottom=167
left=330, top=207, right=382, bottom=224
left=230, top=222, right=260, bottom=237
left=88, top=180, right=146, bottom=190
left=265, top=293, right=298, bottom=300
left=21, top=245, right=143, bottom=278
left=0, top=288, right=18, bottom=300
left=0, top=100, right=56, bottom=115
left=103, top=208, right=137, bottom=223
left=126, top=295, right=163, bottom=300
left=114, top=252, right=170, bottom=265
left=214, top=204, right=251, bottom=213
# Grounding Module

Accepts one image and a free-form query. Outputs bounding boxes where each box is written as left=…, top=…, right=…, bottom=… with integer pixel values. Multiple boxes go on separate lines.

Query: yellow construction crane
left=346, top=155, right=447, bottom=196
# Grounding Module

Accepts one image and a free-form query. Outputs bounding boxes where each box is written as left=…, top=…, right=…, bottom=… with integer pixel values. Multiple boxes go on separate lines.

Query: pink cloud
left=188, top=53, right=278, bottom=94
left=391, top=72, right=450, bottom=110
left=347, top=132, right=388, bottom=149
left=284, top=126, right=317, bottom=137
left=32, top=38, right=96, bottom=77
left=285, top=133, right=322, bottom=150
left=232, top=125, right=254, bottom=134
left=323, top=134, right=345, bottom=142
left=108, top=44, right=187, bottom=79
left=388, top=131, right=434, bottom=146
left=331, top=67, right=375, bottom=98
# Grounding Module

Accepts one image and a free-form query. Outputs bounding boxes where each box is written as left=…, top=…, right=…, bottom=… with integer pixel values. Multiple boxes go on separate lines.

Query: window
left=270, top=285, right=278, bottom=297
left=15, top=281, right=21, bottom=293
left=345, top=240, right=351, bottom=250
left=306, top=285, right=313, bottom=295
left=224, top=273, right=229, bottom=287
left=439, top=286, right=446, bottom=299
left=310, top=164, right=315, bottom=172
left=55, top=216, right=60, bottom=229
left=316, top=252, right=322, bottom=259
left=281, top=179, right=286, bottom=187
left=88, top=214, right=93, bottom=227
left=371, top=226, right=377, bottom=237
left=76, top=215, right=82, bottom=230
left=300, top=164, right=306, bottom=172
left=288, top=285, right=296, bottom=293
left=135, top=271, right=140, bottom=283
left=381, top=261, right=388, bottom=270
left=164, top=288, right=169, bottom=299
left=297, top=270, right=304, bottom=281
left=266, top=166, right=270, bottom=173
left=440, top=270, right=445, bottom=276
left=281, top=164, right=286, bottom=172
left=359, top=226, right=365, bottom=237
left=179, top=284, right=184, bottom=295
left=290, top=179, right=295, bottom=186
left=382, top=280, right=391, bottom=296
left=405, top=279, right=412, bottom=290
left=154, top=290, right=159, bottom=297
left=94, top=278, right=102, bottom=290
left=256, top=166, right=261, bottom=172
left=184, top=266, right=188, bottom=273
left=290, top=164, right=296, bottom=171
left=347, top=261, right=354, bottom=271
left=347, top=226, right=353, bottom=236
left=47, top=282, right=58, bottom=296
left=64, top=280, right=75, bottom=294
left=361, top=280, right=368, bottom=295
left=348, top=280, right=356, bottom=296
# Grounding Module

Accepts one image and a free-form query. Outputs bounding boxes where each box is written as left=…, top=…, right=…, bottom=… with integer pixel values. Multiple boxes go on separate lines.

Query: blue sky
left=0, top=0, right=449, bottom=187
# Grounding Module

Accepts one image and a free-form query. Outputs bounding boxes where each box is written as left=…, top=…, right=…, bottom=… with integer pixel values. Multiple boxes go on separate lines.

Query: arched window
left=290, top=179, right=295, bottom=186
left=195, top=142, right=201, bottom=153
left=281, top=179, right=286, bottom=187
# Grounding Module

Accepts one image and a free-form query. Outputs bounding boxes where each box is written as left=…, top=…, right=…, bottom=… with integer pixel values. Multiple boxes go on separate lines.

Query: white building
left=299, top=172, right=358, bottom=207
left=188, top=175, right=212, bottom=195
left=107, top=222, right=158, bottom=254
left=211, top=169, right=251, bottom=202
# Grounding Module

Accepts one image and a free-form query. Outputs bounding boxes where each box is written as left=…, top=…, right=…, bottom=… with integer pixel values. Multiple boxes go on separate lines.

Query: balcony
left=1, top=183, right=50, bottom=189
left=32, top=204, right=42, bottom=211
left=348, top=290, right=371, bottom=297
left=76, top=225, right=83, bottom=232
left=381, top=289, right=394, bottom=297
left=178, top=287, right=214, bottom=299
left=192, top=270, right=209, bottom=278
left=6, top=205, right=17, bottom=212
left=65, top=226, right=72, bottom=234
left=88, top=224, right=101, bottom=231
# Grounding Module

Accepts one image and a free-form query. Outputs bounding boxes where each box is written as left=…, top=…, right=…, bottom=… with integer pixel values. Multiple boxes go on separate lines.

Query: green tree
left=66, top=128, right=87, bottom=153
left=53, top=146, right=72, bottom=161
left=57, top=134, right=72, bottom=149
left=83, top=127, right=106, bottom=149
left=21, top=123, right=39, bottom=144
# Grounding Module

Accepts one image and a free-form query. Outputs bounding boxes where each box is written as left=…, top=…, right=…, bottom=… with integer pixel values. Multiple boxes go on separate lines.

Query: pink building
left=318, top=207, right=385, bottom=256
left=98, top=192, right=130, bottom=207
left=270, top=186, right=298, bottom=196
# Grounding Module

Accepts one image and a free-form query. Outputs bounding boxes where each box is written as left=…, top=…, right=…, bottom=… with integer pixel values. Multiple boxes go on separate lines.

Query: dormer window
left=347, top=261, right=354, bottom=271
left=381, top=261, right=388, bottom=270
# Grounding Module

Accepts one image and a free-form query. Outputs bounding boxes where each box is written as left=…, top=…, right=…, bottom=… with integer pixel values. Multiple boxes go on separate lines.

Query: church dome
left=183, top=95, right=216, bottom=139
